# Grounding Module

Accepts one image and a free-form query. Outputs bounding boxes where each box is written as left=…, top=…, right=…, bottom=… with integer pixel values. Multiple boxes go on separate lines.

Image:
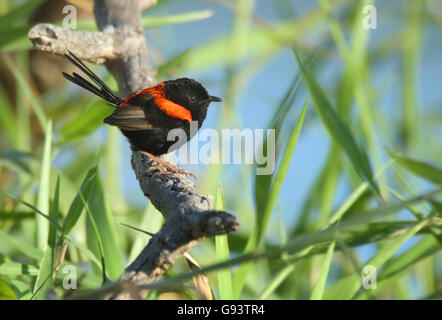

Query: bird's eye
left=190, top=96, right=197, bottom=102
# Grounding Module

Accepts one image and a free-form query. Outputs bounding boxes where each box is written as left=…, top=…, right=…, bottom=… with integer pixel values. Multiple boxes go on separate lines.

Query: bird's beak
left=209, top=95, right=222, bottom=102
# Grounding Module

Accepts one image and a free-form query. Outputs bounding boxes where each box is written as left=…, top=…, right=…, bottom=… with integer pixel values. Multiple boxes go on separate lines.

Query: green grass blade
left=401, top=0, right=422, bottom=148
left=0, top=279, right=17, bottom=300
left=1, top=191, right=63, bottom=234
left=0, top=262, right=39, bottom=276
left=310, top=241, right=336, bottom=300
left=386, top=150, right=442, bottom=184
left=0, top=191, right=103, bottom=274
left=61, top=167, right=97, bottom=235
left=327, top=160, right=394, bottom=227
left=318, top=146, right=340, bottom=226
left=233, top=98, right=308, bottom=298
left=9, top=280, right=32, bottom=300
left=4, top=56, right=47, bottom=130
left=141, top=10, right=214, bottom=28
left=292, top=48, right=380, bottom=199
left=32, top=175, right=60, bottom=299
left=31, top=249, right=52, bottom=299
left=0, top=229, right=42, bottom=261
left=0, top=85, right=16, bottom=142
left=48, top=176, right=60, bottom=260
left=65, top=10, right=214, bottom=30
left=258, top=98, right=308, bottom=244
left=80, top=190, right=108, bottom=284
left=175, top=7, right=329, bottom=73
left=382, top=235, right=441, bottom=281
left=0, top=150, right=33, bottom=175
left=258, top=264, right=295, bottom=300
left=215, top=182, right=233, bottom=300
left=35, top=120, right=52, bottom=250
left=0, top=190, right=103, bottom=272
left=59, top=101, right=112, bottom=143
left=356, top=235, right=441, bottom=299
left=324, top=217, right=430, bottom=299
left=84, top=168, right=123, bottom=281
left=0, top=0, right=44, bottom=28
left=127, top=203, right=163, bottom=262
left=0, top=27, right=29, bottom=50
left=14, top=52, right=30, bottom=151
left=253, top=76, right=301, bottom=232
left=157, top=189, right=440, bottom=288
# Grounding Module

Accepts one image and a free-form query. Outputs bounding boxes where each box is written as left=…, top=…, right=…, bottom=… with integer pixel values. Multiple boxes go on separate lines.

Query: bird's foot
left=140, top=151, right=195, bottom=177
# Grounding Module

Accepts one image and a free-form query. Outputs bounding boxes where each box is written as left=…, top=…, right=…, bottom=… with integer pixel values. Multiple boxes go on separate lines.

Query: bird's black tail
left=62, top=50, right=122, bottom=107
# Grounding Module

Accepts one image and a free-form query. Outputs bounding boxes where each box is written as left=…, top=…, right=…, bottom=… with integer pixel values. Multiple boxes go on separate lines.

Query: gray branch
left=28, top=0, right=239, bottom=300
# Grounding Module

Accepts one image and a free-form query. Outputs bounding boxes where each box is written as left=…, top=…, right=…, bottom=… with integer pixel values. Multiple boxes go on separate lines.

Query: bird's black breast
left=122, top=128, right=180, bottom=155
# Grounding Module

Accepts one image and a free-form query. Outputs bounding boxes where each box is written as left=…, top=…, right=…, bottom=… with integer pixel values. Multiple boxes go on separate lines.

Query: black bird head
left=164, top=78, right=221, bottom=123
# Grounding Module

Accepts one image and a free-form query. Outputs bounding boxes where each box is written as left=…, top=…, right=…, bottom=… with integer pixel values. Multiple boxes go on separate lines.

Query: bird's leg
left=139, top=150, right=195, bottom=177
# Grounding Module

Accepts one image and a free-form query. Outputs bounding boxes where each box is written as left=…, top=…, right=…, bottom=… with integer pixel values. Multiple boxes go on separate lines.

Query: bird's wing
left=104, top=91, right=158, bottom=131
left=104, top=104, right=156, bottom=131
left=104, top=91, right=189, bottom=131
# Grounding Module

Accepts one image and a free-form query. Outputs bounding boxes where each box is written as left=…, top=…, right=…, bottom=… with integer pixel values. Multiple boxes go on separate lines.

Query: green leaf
left=0, top=27, right=29, bottom=50
left=32, top=249, right=52, bottom=300
left=258, top=98, right=308, bottom=244
left=141, top=10, right=214, bottom=28
left=401, top=0, right=422, bottom=146
left=381, top=235, right=441, bottom=280
left=233, top=98, right=308, bottom=298
left=0, top=229, right=42, bottom=261
left=429, top=200, right=442, bottom=217
left=254, top=75, right=301, bottom=230
left=310, top=241, right=336, bottom=300
left=127, top=203, right=163, bottom=262
left=175, top=13, right=327, bottom=72
left=258, top=264, right=295, bottom=300
left=149, top=190, right=441, bottom=288
left=59, top=101, right=113, bottom=143
left=0, top=192, right=63, bottom=235
left=0, top=278, right=17, bottom=300
left=32, top=176, right=60, bottom=300
left=84, top=167, right=123, bottom=281
left=0, top=149, right=33, bottom=175
left=215, top=182, right=233, bottom=300
left=61, top=167, right=97, bottom=235
left=0, top=261, right=39, bottom=276
left=292, top=47, right=380, bottom=199
left=326, top=160, right=394, bottom=227
left=386, top=150, right=442, bottom=184
left=0, top=191, right=103, bottom=272
left=355, top=235, right=441, bottom=299
left=0, top=0, right=44, bottom=29
left=4, top=55, right=47, bottom=130
left=61, top=10, right=214, bottom=30
left=324, top=217, right=430, bottom=299
left=9, top=279, right=31, bottom=300
left=0, top=85, right=16, bottom=141
left=35, top=120, right=52, bottom=250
